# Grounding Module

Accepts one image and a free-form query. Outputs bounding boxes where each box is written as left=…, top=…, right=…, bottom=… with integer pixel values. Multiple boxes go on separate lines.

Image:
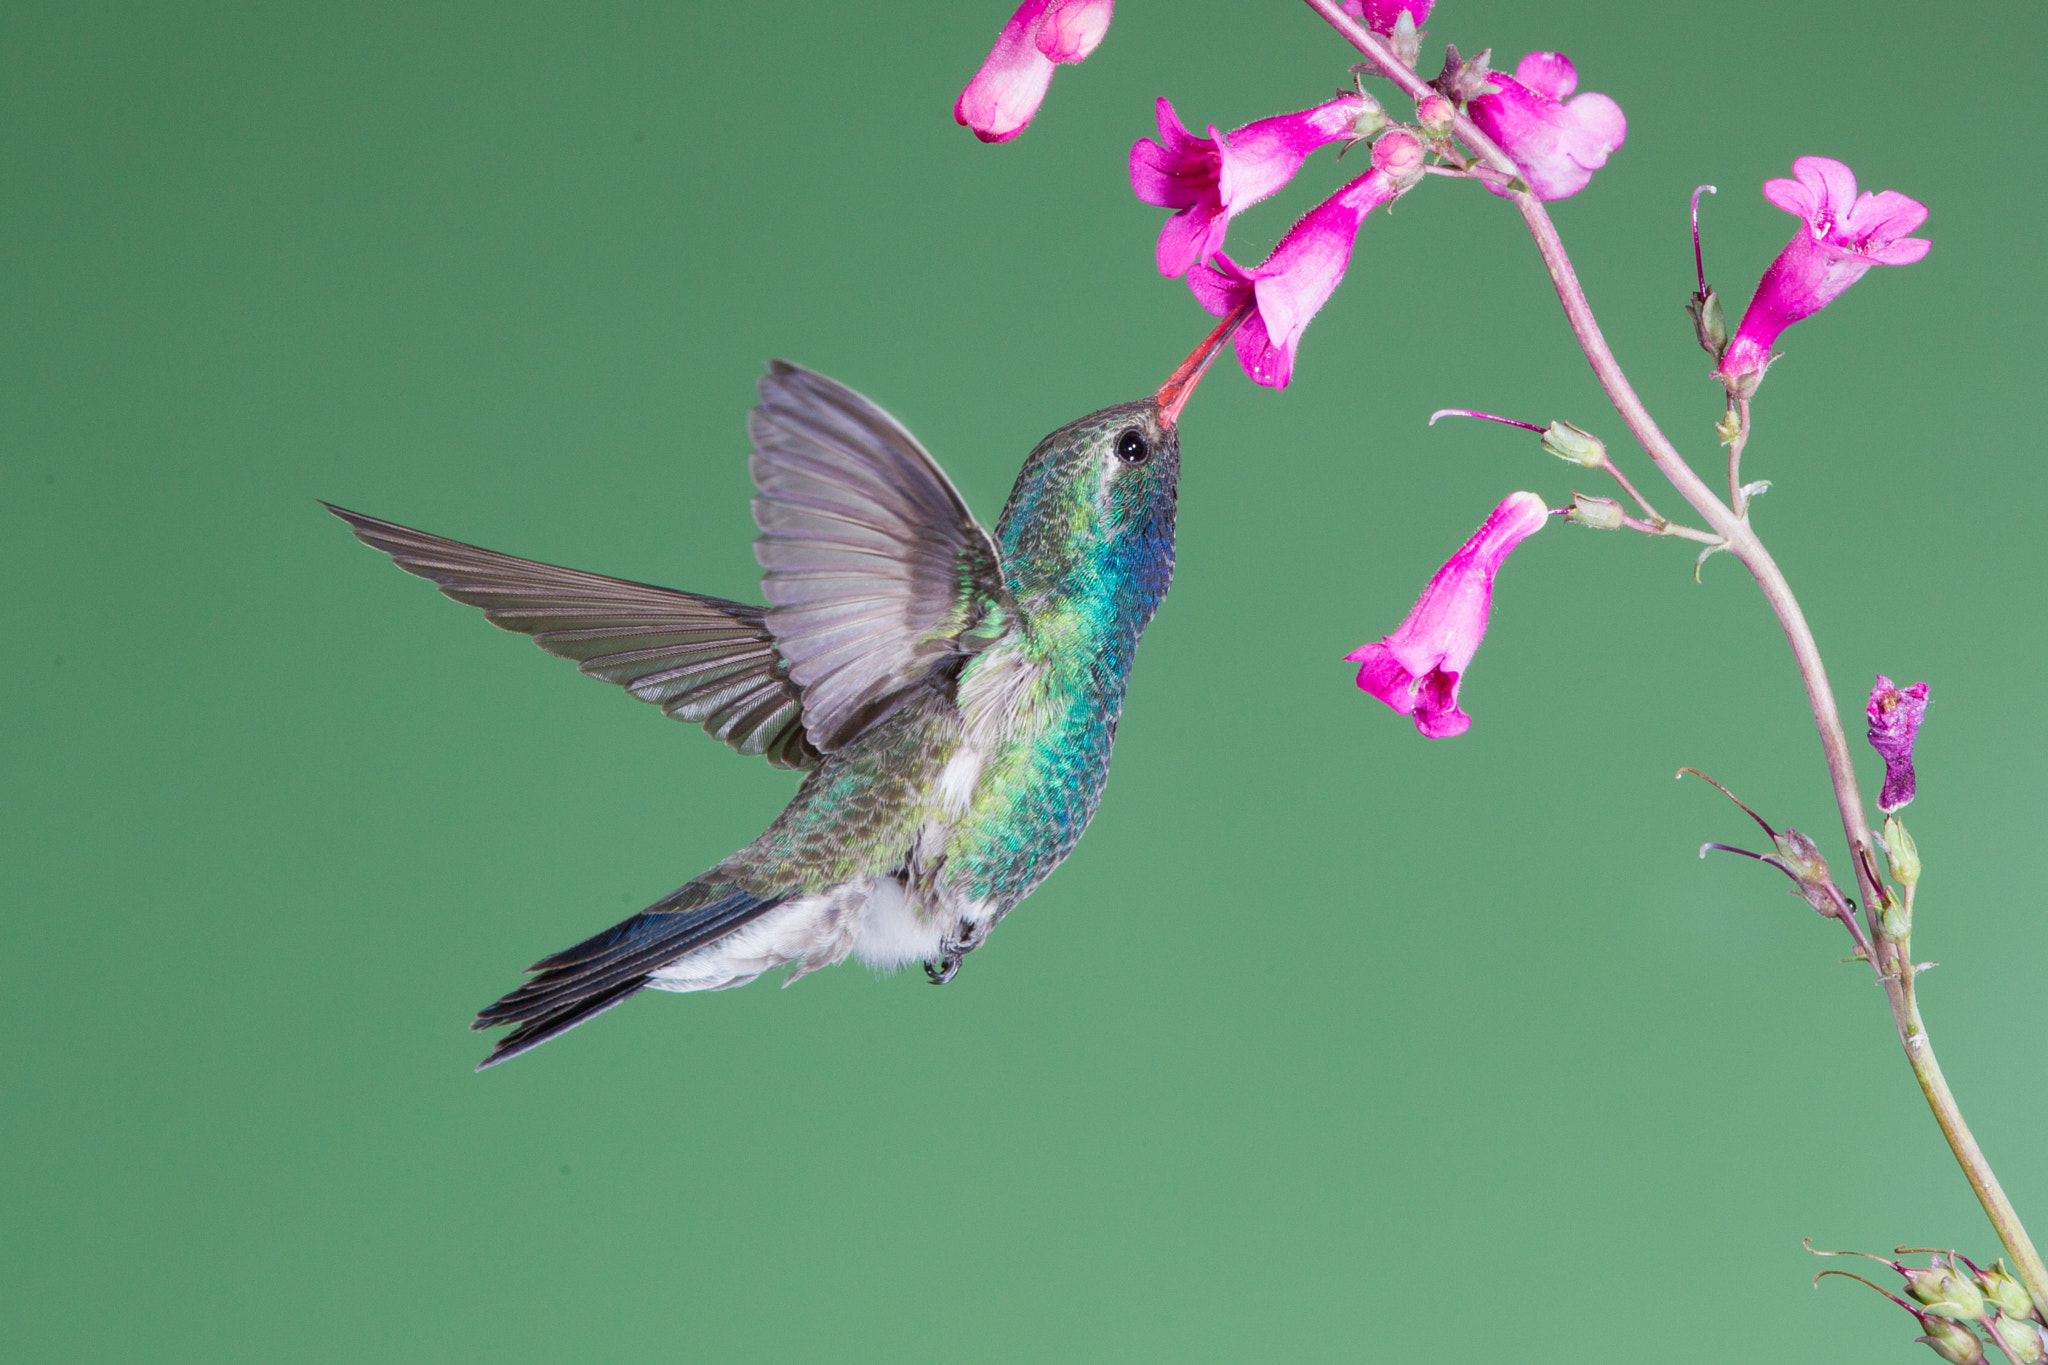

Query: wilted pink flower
left=1867, top=675, right=1930, bottom=812
left=1466, top=52, right=1626, bottom=201
left=1340, top=0, right=1434, bottom=33
left=955, top=0, right=1114, bottom=144
left=1718, top=157, right=1931, bottom=390
left=1346, top=492, right=1550, bottom=738
left=1130, top=95, right=1373, bottom=278
left=1184, top=168, right=1399, bottom=388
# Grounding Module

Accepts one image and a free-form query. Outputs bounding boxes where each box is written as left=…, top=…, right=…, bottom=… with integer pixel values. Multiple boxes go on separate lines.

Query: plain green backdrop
left=5, top=0, right=2043, bottom=1359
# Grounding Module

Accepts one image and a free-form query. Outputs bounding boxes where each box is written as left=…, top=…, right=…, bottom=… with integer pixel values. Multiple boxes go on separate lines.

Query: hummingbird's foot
left=923, top=916, right=992, bottom=984
left=923, top=952, right=961, bottom=985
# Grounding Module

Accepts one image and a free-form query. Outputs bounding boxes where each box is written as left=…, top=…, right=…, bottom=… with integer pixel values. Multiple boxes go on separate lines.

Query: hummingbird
left=329, top=306, right=1246, bottom=1069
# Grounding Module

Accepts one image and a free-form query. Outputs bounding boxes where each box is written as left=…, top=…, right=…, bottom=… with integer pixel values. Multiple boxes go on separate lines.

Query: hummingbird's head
left=993, top=305, right=1248, bottom=629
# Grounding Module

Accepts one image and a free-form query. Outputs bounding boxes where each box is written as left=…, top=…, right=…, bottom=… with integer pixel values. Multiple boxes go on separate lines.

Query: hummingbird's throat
left=1154, top=300, right=1253, bottom=428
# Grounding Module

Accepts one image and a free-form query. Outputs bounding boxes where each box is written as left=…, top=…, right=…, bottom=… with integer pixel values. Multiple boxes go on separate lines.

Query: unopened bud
left=1566, top=493, right=1626, bottom=530
left=1881, top=815, right=1921, bottom=889
left=1387, top=8, right=1423, bottom=69
left=1540, top=420, right=1606, bottom=468
left=1372, top=130, right=1425, bottom=187
left=1979, top=1262, right=2035, bottom=1321
left=1688, top=287, right=1727, bottom=358
left=1415, top=93, right=1455, bottom=136
left=1919, top=1315, right=1987, bottom=1365
left=1875, top=888, right=1911, bottom=943
left=2000, top=1317, right=2048, bottom=1365
left=1909, top=1261, right=1988, bottom=1322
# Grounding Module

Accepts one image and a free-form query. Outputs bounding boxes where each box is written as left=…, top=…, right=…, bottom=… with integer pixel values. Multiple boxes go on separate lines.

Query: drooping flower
left=1346, top=492, right=1550, bottom=738
left=1866, top=675, right=1930, bottom=812
left=1465, top=52, right=1626, bottom=201
left=1717, top=157, right=1931, bottom=392
left=955, top=0, right=1114, bottom=144
left=1184, top=150, right=1408, bottom=388
left=1339, top=0, right=1434, bottom=34
left=1130, top=94, right=1375, bottom=278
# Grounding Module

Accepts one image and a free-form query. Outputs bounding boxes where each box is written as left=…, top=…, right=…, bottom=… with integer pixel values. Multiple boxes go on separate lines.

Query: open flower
left=1465, top=52, right=1625, bottom=201
left=1131, top=94, right=1374, bottom=278
left=1346, top=492, right=1550, bottom=738
left=1718, top=157, right=1931, bottom=391
left=955, top=0, right=1114, bottom=143
left=1340, top=0, right=1434, bottom=33
left=1184, top=153, right=1406, bottom=388
left=1867, top=675, right=1930, bottom=812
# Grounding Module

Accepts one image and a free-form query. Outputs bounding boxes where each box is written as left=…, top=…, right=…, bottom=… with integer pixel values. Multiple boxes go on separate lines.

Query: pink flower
left=1339, top=0, right=1434, bottom=33
left=1130, top=95, right=1374, bottom=278
left=1866, top=675, right=1930, bottom=812
left=1465, top=52, right=1626, bottom=201
left=955, top=0, right=1114, bottom=144
left=1184, top=163, right=1401, bottom=388
left=1718, top=157, right=1931, bottom=390
left=1346, top=492, right=1550, bottom=738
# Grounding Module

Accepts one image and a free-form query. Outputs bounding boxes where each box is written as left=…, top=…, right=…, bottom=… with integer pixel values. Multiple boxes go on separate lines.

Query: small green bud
left=1882, top=815, right=1921, bottom=889
left=1688, top=287, right=1727, bottom=358
left=1979, top=1262, right=2035, bottom=1321
left=1350, top=92, right=1389, bottom=141
left=1918, top=1315, right=1987, bottom=1365
left=1540, top=420, right=1606, bottom=468
left=1876, top=889, right=1911, bottom=943
left=1909, top=1260, right=1989, bottom=1322
left=1999, top=1317, right=2048, bottom=1365
left=1566, top=492, right=1626, bottom=530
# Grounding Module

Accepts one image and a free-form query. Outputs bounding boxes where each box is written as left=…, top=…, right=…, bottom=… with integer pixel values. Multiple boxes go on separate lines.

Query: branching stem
left=1299, top=0, right=2048, bottom=1308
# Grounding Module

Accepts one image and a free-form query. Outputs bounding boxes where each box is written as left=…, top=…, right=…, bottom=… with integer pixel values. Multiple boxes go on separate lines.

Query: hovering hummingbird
left=330, top=307, right=1246, bottom=1068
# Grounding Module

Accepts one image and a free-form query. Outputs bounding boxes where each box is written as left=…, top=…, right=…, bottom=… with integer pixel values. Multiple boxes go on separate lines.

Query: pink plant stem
left=1299, top=0, right=2048, bottom=1307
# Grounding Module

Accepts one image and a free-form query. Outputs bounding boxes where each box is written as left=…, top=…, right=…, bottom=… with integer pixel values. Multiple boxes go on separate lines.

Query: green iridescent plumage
left=332, top=357, right=1202, bottom=1068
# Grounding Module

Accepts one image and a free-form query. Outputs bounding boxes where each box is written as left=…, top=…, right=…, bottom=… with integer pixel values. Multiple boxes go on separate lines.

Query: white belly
left=643, top=877, right=953, bottom=994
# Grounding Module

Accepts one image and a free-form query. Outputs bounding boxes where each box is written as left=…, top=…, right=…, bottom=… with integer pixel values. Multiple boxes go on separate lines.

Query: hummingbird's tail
left=472, top=884, right=786, bottom=1070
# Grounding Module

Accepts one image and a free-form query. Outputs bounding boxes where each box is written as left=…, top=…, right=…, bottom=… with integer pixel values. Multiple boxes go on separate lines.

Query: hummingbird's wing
left=326, top=505, right=820, bottom=769
left=750, top=361, right=1011, bottom=752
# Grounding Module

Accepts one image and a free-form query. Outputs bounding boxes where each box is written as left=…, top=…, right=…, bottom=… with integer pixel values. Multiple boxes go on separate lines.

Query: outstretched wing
left=326, top=504, right=818, bottom=770
left=750, top=361, right=1011, bottom=752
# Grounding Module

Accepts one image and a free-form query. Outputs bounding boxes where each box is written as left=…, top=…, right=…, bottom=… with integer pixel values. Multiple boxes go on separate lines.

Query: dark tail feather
left=472, top=886, right=786, bottom=1070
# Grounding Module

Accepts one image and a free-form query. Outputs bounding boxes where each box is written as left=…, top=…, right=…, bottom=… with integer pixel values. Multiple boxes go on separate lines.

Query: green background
left=6, top=0, right=2042, bottom=1359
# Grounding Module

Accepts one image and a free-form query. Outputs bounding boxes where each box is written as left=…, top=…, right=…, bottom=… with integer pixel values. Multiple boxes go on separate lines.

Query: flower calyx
left=1430, top=43, right=1495, bottom=108
left=1682, top=769, right=1854, bottom=922
left=1540, top=419, right=1606, bottom=468
left=1566, top=492, right=1625, bottom=531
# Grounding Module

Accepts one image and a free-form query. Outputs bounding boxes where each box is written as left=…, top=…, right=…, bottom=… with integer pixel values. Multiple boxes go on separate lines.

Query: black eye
left=1115, top=429, right=1150, bottom=464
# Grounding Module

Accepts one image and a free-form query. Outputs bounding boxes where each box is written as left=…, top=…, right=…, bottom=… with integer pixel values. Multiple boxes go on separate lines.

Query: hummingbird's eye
left=1115, top=429, right=1150, bottom=464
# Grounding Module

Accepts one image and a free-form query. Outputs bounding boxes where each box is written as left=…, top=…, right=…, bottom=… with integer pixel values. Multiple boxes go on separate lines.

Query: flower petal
left=1514, top=51, right=1579, bottom=101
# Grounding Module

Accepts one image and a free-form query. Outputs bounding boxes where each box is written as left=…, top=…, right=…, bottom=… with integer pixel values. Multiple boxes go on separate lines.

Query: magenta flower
left=1130, top=95, right=1374, bottom=278
left=1346, top=492, right=1550, bottom=738
left=1339, top=0, right=1434, bottom=33
left=1184, top=162, right=1402, bottom=388
left=1717, top=157, right=1931, bottom=390
left=1465, top=52, right=1626, bottom=201
left=1866, top=675, right=1930, bottom=812
left=955, top=0, right=1114, bottom=144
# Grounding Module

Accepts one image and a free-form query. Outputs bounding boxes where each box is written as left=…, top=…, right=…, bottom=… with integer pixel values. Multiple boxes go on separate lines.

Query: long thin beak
left=1154, top=300, right=1253, bottom=429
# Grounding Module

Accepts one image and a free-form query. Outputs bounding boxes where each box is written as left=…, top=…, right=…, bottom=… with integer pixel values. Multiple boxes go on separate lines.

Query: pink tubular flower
left=1347, top=492, right=1550, bottom=738
left=1184, top=165, right=1400, bottom=388
left=1867, top=675, right=1930, bottom=812
left=955, top=0, right=1114, bottom=144
left=1717, top=157, right=1931, bottom=390
left=1465, top=52, right=1626, bottom=201
left=1131, top=94, right=1373, bottom=278
left=1340, top=0, right=1434, bottom=33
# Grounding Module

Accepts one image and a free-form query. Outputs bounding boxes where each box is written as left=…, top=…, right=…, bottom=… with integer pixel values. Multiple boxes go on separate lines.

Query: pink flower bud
left=1415, top=94, right=1455, bottom=133
left=1185, top=169, right=1400, bottom=388
left=1339, top=0, right=1434, bottom=35
left=1371, top=128, right=1426, bottom=186
left=1717, top=157, right=1930, bottom=391
left=955, top=0, right=1115, bottom=144
left=1867, top=674, right=1930, bottom=813
left=1465, top=51, right=1625, bottom=201
left=1131, top=95, right=1376, bottom=277
left=1346, top=492, right=1550, bottom=738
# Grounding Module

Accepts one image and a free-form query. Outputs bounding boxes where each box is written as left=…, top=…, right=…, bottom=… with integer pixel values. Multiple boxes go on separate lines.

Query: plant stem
left=1299, top=0, right=2048, bottom=1306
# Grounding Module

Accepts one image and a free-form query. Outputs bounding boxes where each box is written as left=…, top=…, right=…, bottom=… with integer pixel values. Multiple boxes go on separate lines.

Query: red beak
left=1154, top=301, right=1253, bottom=429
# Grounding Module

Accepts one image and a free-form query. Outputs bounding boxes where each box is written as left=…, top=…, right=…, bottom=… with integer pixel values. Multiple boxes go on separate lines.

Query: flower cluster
left=1812, top=1244, right=2044, bottom=1365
